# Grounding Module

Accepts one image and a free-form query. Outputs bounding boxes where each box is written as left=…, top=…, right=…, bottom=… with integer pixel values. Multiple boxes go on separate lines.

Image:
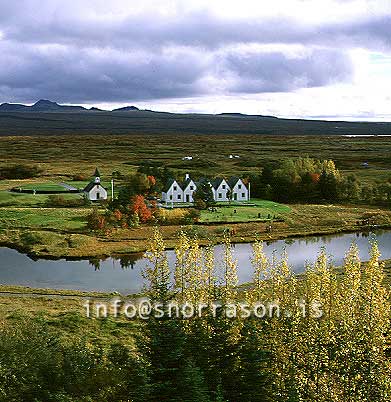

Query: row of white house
left=161, top=174, right=250, bottom=204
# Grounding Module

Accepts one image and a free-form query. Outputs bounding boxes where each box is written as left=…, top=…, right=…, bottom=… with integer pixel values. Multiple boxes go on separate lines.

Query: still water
left=0, top=230, right=390, bottom=295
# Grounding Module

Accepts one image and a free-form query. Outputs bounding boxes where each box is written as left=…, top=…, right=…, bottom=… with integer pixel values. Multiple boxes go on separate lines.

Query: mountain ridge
left=0, top=100, right=141, bottom=113
left=0, top=99, right=277, bottom=118
left=0, top=99, right=390, bottom=137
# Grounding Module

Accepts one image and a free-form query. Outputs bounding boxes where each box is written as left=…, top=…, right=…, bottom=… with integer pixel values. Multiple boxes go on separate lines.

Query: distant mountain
left=112, top=106, right=140, bottom=112
left=0, top=99, right=87, bottom=112
left=0, top=103, right=29, bottom=111
left=218, top=112, right=278, bottom=119
left=0, top=100, right=141, bottom=113
left=31, top=99, right=87, bottom=112
left=0, top=98, right=390, bottom=137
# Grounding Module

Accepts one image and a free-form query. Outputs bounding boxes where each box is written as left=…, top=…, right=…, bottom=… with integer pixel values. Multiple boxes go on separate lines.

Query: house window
left=218, top=193, right=222, bottom=198
left=242, top=193, right=245, bottom=197
left=190, top=185, right=194, bottom=190
left=169, top=195, right=173, bottom=200
left=222, top=184, right=226, bottom=189
left=238, top=184, right=242, bottom=189
left=177, top=194, right=181, bottom=199
left=174, top=186, right=177, bottom=191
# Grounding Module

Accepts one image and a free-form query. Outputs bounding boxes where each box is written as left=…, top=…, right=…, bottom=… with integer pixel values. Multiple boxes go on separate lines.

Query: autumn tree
left=129, top=195, right=153, bottom=223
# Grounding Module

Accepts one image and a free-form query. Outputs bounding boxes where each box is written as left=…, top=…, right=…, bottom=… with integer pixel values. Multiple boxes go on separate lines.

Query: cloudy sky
left=0, top=0, right=391, bottom=120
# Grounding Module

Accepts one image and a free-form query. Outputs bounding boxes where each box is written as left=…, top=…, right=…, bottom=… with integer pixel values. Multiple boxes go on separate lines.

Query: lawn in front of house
left=199, top=199, right=291, bottom=223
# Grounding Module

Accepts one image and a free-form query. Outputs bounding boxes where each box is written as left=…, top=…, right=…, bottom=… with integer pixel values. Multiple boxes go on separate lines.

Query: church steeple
left=93, top=167, right=101, bottom=183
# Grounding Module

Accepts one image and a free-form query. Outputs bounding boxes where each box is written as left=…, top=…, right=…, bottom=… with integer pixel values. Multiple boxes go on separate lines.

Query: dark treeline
left=249, top=157, right=391, bottom=205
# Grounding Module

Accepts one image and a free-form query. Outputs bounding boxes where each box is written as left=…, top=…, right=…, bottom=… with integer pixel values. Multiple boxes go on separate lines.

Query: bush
left=20, top=232, right=42, bottom=246
left=71, top=173, right=88, bottom=181
left=155, top=208, right=200, bottom=225
left=86, top=208, right=106, bottom=231
left=44, top=195, right=87, bottom=208
left=0, top=318, right=148, bottom=402
left=0, top=164, right=43, bottom=179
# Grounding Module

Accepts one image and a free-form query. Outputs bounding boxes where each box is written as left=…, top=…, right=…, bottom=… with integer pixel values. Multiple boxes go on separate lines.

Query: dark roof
left=94, top=167, right=101, bottom=177
left=83, top=181, right=106, bottom=192
left=195, top=177, right=212, bottom=187
left=181, top=177, right=194, bottom=190
left=163, top=178, right=179, bottom=192
left=227, top=176, right=240, bottom=188
left=211, top=177, right=225, bottom=189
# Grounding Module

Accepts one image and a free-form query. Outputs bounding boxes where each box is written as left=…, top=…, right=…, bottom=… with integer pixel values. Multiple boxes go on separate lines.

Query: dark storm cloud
left=221, top=49, right=353, bottom=93
left=0, top=43, right=211, bottom=102
left=1, top=5, right=390, bottom=51
left=0, top=2, right=385, bottom=103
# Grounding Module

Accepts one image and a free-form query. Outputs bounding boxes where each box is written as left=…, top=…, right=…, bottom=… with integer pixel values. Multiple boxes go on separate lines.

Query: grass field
left=200, top=199, right=291, bottom=223
left=0, top=191, right=83, bottom=207
left=0, top=134, right=390, bottom=258
left=0, top=134, right=390, bottom=185
left=13, top=182, right=68, bottom=192
left=0, top=208, right=89, bottom=231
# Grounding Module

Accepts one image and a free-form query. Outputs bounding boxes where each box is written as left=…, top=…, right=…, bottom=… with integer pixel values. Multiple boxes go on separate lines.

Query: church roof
left=93, top=167, right=101, bottom=177
left=83, top=181, right=106, bottom=192
left=83, top=182, right=99, bottom=192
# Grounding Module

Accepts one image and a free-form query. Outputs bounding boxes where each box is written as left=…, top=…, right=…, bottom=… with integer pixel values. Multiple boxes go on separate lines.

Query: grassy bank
left=0, top=203, right=390, bottom=259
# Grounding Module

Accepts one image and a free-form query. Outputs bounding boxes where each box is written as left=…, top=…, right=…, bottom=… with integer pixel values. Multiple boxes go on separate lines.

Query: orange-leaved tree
left=129, top=195, right=152, bottom=223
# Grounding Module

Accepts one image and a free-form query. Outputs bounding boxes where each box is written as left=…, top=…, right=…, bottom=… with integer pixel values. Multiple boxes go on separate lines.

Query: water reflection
left=0, top=230, right=390, bottom=294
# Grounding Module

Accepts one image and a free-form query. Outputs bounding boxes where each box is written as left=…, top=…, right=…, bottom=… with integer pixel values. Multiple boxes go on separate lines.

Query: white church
left=161, top=174, right=249, bottom=205
left=83, top=168, right=108, bottom=201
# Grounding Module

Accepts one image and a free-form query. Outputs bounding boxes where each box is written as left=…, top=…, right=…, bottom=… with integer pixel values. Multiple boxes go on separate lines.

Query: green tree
left=193, top=180, right=215, bottom=209
left=319, top=170, right=338, bottom=201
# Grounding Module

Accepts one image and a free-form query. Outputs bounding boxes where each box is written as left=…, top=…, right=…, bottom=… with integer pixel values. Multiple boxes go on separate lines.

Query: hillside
left=0, top=100, right=390, bottom=136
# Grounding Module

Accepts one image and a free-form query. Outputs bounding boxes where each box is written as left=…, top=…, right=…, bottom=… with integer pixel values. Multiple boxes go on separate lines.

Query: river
left=0, top=230, right=390, bottom=295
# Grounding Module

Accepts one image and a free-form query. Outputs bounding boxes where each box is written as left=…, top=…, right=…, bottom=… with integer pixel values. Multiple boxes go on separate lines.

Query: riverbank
left=0, top=203, right=390, bottom=259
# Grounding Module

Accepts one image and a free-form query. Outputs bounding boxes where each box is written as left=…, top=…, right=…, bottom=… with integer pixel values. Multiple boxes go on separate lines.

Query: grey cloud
left=0, top=4, right=390, bottom=51
left=221, top=49, right=353, bottom=93
left=0, top=40, right=353, bottom=103
left=0, top=2, right=376, bottom=103
left=0, top=43, right=211, bottom=102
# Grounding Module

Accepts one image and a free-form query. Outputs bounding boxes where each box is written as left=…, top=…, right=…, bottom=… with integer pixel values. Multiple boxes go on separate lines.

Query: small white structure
left=161, top=179, right=183, bottom=203
left=228, top=177, right=249, bottom=201
left=161, top=174, right=249, bottom=205
left=211, top=178, right=230, bottom=202
left=83, top=168, right=108, bottom=201
left=182, top=174, right=197, bottom=203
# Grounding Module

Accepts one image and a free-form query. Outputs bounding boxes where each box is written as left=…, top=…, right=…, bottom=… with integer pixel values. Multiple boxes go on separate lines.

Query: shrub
left=44, top=195, right=87, bottom=208
left=86, top=208, right=106, bottom=231
left=20, top=232, right=42, bottom=246
left=155, top=208, right=200, bottom=225
left=0, top=164, right=43, bottom=179
left=71, top=173, right=88, bottom=181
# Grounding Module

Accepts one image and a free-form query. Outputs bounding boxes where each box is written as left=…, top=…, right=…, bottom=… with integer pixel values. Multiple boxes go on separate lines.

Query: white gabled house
left=161, top=174, right=249, bottom=205
left=228, top=176, right=249, bottom=201
left=182, top=174, right=197, bottom=203
left=161, top=179, right=183, bottom=203
left=83, top=168, right=108, bottom=201
left=211, top=178, right=230, bottom=202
